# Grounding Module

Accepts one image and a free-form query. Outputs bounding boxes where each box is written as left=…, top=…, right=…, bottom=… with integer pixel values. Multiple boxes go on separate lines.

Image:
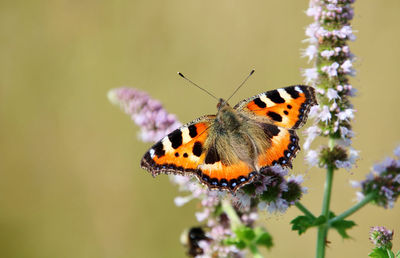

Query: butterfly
left=141, top=85, right=317, bottom=193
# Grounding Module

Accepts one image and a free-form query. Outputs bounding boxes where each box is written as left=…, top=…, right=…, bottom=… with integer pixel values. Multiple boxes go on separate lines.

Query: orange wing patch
left=141, top=117, right=212, bottom=177
left=257, top=126, right=300, bottom=169
left=236, top=85, right=317, bottom=129
left=198, top=161, right=257, bottom=192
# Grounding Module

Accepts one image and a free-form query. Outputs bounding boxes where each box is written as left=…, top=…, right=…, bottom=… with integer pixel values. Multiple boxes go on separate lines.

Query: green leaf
left=234, top=226, right=256, bottom=241
left=369, top=247, right=389, bottom=258
left=291, top=215, right=326, bottom=235
left=255, top=231, right=273, bottom=249
left=291, top=215, right=314, bottom=235
left=224, top=237, right=246, bottom=250
left=255, top=232, right=273, bottom=249
left=331, top=219, right=356, bottom=239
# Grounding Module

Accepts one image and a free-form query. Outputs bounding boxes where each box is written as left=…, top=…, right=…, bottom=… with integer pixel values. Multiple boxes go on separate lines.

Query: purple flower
left=394, top=146, right=400, bottom=158
left=304, top=125, right=321, bottom=150
left=369, top=226, right=394, bottom=249
left=341, top=60, right=354, bottom=74
left=321, top=49, right=335, bottom=59
left=319, top=105, right=332, bottom=122
left=327, top=88, right=339, bottom=101
left=303, top=45, right=318, bottom=62
left=303, top=68, right=318, bottom=84
left=108, top=87, right=181, bottom=142
left=321, top=62, right=339, bottom=77
left=354, top=146, right=400, bottom=209
left=306, top=149, right=319, bottom=167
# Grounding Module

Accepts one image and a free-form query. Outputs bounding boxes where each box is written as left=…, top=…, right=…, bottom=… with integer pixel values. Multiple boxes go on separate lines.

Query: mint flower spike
left=108, top=87, right=181, bottom=142
left=369, top=226, right=394, bottom=250
left=352, top=145, right=400, bottom=209
left=302, top=0, right=358, bottom=169
left=233, top=166, right=307, bottom=214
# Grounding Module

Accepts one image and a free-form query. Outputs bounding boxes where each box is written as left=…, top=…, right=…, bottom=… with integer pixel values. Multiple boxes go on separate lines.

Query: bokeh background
left=1, top=0, right=400, bottom=257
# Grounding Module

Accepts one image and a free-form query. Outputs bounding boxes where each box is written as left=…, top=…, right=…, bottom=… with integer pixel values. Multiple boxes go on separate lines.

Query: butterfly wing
left=255, top=123, right=300, bottom=169
left=141, top=115, right=214, bottom=177
left=234, top=85, right=317, bottom=169
left=234, top=85, right=317, bottom=129
left=141, top=115, right=258, bottom=192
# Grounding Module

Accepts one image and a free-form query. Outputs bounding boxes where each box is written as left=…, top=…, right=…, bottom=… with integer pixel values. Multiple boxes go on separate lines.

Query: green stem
left=249, top=244, right=264, bottom=258
left=221, top=199, right=241, bottom=229
left=316, top=164, right=335, bottom=258
left=328, top=192, right=376, bottom=225
left=295, top=202, right=316, bottom=219
left=222, top=199, right=264, bottom=258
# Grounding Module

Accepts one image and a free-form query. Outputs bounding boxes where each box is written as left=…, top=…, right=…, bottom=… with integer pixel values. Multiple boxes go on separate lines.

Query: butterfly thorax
left=204, top=99, right=264, bottom=168
left=215, top=99, right=242, bottom=131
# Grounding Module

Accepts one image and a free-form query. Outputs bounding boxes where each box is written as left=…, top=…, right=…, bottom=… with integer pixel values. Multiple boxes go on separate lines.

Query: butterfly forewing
left=141, top=115, right=213, bottom=176
left=234, top=85, right=317, bottom=129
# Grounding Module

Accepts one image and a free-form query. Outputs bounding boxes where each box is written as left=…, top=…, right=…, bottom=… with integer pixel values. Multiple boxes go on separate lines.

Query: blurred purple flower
left=108, top=87, right=181, bottom=142
left=369, top=226, right=394, bottom=249
left=352, top=146, right=400, bottom=209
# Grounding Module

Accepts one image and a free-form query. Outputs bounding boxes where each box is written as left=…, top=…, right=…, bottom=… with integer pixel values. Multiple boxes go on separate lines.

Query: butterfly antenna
left=178, top=72, right=219, bottom=101
left=225, top=69, right=255, bottom=103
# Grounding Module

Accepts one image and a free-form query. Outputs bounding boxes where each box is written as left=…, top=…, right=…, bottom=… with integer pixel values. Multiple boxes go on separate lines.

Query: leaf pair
left=291, top=211, right=356, bottom=239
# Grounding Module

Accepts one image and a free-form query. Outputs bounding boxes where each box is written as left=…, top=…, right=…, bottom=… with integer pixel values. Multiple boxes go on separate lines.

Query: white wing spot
left=278, top=88, right=292, bottom=101
left=181, top=127, right=191, bottom=144
left=295, top=86, right=303, bottom=93
left=162, top=137, right=173, bottom=153
left=149, top=149, right=155, bottom=158
left=260, top=93, right=275, bottom=107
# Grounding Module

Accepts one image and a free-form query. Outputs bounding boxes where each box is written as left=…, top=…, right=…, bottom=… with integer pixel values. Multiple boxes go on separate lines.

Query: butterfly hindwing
left=234, top=85, right=317, bottom=129
left=256, top=123, right=300, bottom=169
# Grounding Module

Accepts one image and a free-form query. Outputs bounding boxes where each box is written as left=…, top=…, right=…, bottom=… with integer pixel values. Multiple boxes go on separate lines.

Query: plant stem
left=316, top=164, right=335, bottom=258
left=295, top=202, right=316, bottom=219
left=222, top=199, right=264, bottom=258
left=249, top=244, right=264, bottom=258
left=328, top=192, right=375, bottom=225
left=221, top=199, right=241, bottom=229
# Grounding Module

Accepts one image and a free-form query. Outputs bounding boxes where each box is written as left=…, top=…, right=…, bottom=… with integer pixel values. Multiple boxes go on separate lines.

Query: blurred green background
left=1, top=0, right=400, bottom=257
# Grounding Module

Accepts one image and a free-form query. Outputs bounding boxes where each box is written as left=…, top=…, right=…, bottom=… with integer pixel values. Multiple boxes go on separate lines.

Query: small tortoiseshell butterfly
left=141, top=77, right=317, bottom=193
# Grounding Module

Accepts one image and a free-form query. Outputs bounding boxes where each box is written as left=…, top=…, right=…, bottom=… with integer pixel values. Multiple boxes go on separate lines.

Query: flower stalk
left=328, top=192, right=376, bottom=225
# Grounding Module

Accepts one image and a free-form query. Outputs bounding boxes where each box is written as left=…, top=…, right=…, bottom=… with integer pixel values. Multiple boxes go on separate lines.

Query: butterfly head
left=217, top=98, right=229, bottom=110
left=216, top=98, right=242, bottom=130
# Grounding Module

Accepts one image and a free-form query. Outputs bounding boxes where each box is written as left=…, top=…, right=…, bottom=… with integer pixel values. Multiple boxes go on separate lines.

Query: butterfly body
left=141, top=85, right=317, bottom=192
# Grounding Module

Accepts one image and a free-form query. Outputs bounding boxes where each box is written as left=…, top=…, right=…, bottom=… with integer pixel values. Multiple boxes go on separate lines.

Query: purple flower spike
left=369, top=226, right=394, bottom=249
left=108, top=87, right=181, bottom=142
left=302, top=0, right=358, bottom=169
